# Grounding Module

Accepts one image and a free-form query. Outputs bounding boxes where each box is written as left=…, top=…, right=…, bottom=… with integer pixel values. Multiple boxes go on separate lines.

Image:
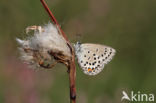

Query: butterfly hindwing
left=75, top=43, right=116, bottom=75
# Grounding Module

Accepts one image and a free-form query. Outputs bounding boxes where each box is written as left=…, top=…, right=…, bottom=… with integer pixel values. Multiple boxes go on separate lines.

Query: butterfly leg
left=26, top=25, right=45, bottom=34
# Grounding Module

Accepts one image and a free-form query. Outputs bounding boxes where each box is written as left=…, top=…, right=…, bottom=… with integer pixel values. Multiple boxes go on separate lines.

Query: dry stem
left=40, top=0, right=76, bottom=103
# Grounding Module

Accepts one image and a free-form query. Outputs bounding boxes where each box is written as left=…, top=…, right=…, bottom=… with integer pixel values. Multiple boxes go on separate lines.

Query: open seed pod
left=16, top=23, right=72, bottom=69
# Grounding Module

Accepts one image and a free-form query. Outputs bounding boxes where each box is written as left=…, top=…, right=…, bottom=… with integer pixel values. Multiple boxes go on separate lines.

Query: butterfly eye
left=77, top=41, right=81, bottom=45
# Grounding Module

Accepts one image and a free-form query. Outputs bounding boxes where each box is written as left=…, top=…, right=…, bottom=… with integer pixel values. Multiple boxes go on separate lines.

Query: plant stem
left=40, top=0, right=76, bottom=103
left=68, top=53, right=76, bottom=103
left=40, top=0, right=69, bottom=41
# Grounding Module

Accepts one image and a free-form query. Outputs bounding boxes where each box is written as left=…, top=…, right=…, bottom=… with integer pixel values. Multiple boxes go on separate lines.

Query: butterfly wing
left=76, top=43, right=116, bottom=75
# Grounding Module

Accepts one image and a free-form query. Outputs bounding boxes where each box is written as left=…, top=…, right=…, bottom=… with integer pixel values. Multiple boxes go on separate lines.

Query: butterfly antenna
left=40, top=0, right=68, bottom=41
left=76, top=33, right=82, bottom=43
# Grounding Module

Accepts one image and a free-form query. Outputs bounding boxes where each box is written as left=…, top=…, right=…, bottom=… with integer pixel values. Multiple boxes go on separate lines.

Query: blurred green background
left=0, top=0, right=156, bottom=103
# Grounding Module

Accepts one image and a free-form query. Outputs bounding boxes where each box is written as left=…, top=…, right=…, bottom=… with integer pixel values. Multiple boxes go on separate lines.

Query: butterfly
left=74, top=42, right=116, bottom=75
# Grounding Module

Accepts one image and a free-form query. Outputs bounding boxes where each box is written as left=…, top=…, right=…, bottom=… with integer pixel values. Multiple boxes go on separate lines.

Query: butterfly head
left=74, top=41, right=82, bottom=54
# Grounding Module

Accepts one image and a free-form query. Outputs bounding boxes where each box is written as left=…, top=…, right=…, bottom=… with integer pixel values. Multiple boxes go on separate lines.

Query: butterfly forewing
left=75, top=43, right=116, bottom=75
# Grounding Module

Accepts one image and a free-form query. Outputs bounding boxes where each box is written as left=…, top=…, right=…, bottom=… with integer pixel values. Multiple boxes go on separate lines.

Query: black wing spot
left=98, top=61, right=101, bottom=63
left=92, top=63, right=95, bottom=65
left=101, top=54, right=103, bottom=57
left=105, top=57, right=108, bottom=59
left=102, top=59, right=105, bottom=61
left=86, top=62, right=88, bottom=64
left=81, top=61, right=83, bottom=63
left=110, top=52, right=112, bottom=54
left=98, top=56, right=100, bottom=59
left=93, top=54, right=96, bottom=56
left=104, top=53, right=106, bottom=55
left=94, top=57, right=96, bottom=60
left=84, top=55, right=86, bottom=57
left=84, top=64, right=86, bottom=66
left=89, top=63, right=91, bottom=65
left=88, top=51, right=90, bottom=53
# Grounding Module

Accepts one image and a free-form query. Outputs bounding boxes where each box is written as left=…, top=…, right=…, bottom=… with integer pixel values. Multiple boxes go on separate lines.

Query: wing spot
left=93, top=54, right=96, bottom=56
left=88, top=51, right=90, bottom=53
left=81, top=61, right=83, bottom=63
left=98, top=61, right=101, bottom=63
left=88, top=68, right=92, bottom=72
left=84, top=55, right=86, bottom=57
left=94, top=57, right=96, bottom=60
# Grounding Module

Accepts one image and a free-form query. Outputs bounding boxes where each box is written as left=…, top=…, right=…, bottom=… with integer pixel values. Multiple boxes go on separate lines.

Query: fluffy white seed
left=16, top=23, right=71, bottom=69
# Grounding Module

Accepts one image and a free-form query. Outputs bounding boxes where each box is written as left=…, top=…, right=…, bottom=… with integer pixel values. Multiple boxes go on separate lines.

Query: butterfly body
left=74, top=42, right=116, bottom=75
